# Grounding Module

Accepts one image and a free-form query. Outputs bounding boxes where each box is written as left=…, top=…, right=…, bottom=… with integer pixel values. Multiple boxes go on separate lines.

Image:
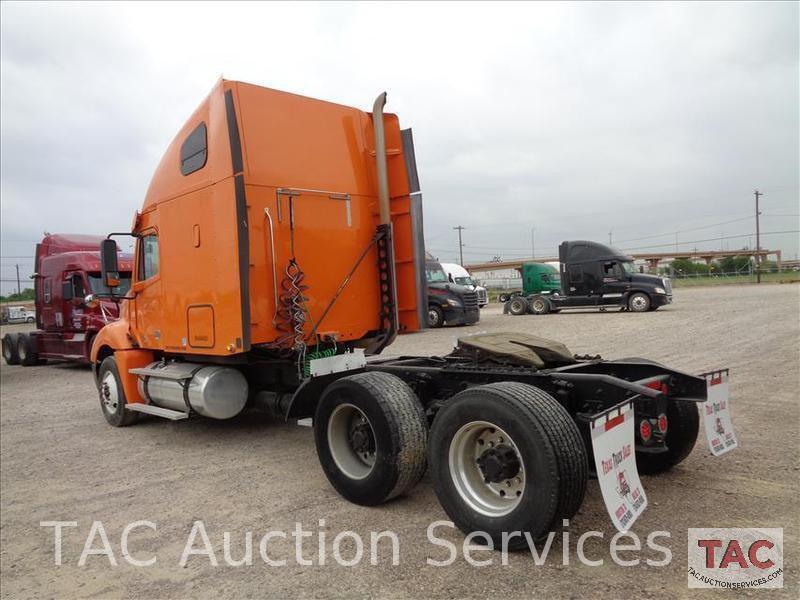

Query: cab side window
left=180, top=122, right=207, bottom=176
left=139, top=235, right=159, bottom=280
left=603, top=262, right=622, bottom=279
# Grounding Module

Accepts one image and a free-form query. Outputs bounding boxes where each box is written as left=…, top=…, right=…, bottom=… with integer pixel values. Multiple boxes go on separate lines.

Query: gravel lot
left=1, top=284, right=798, bottom=598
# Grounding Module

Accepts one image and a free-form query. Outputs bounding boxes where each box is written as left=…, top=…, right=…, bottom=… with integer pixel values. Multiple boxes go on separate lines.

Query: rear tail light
left=657, top=413, right=668, bottom=433
left=639, top=419, right=652, bottom=442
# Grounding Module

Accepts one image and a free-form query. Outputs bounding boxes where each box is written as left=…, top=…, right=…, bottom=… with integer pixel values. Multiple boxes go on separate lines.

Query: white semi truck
left=441, top=263, right=488, bottom=307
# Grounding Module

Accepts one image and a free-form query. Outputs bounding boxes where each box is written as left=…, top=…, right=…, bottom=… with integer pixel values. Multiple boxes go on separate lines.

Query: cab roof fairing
left=558, top=240, right=635, bottom=265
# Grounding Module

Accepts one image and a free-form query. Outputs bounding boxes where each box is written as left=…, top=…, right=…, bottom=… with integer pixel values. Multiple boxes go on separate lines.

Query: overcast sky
left=1, top=1, right=798, bottom=292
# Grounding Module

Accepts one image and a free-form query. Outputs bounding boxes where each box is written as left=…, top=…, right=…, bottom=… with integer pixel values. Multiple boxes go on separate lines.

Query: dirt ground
left=1, top=284, right=798, bottom=599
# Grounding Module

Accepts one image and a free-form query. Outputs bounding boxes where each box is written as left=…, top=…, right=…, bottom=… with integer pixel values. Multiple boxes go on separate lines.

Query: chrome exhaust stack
left=369, top=92, right=398, bottom=353
left=373, top=92, right=391, bottom=225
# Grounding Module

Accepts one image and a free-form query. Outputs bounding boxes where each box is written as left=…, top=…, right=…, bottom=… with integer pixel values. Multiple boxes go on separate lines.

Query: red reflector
left=639, top=419, right=652, bottom=441
left=605, top=413, right=625, bottom=431
left=645, top=380, right=669, bottom=394
left=658, top=414, right=668, bottom=433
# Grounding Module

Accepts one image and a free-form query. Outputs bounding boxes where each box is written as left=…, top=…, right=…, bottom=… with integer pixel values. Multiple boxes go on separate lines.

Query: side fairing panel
left=235, top=83, right=423, bottom=347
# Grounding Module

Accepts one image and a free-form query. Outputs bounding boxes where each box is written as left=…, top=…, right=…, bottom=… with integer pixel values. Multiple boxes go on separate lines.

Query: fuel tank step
left=125, top=403, right=189, bottom=420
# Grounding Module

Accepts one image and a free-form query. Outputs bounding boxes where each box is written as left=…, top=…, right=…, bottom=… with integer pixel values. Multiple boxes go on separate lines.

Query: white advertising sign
left=701, top=370, right=737, bottom=456
left=590, top=401, right=648, bottom=532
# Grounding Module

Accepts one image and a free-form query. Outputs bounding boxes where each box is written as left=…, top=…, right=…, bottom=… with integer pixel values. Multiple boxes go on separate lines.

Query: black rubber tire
left=628, top=292, right=651, bottom=312
left=98, top=356, right=139, bottom=427
left=26, top=316, right=35, bottom=323
left=17, top=333, right=38, bottom=366
left=636, top=400, right=699, bottom=474
left=529, top=296, right=551, bottom=315
left=498, top=294, right=511, bottom=303
left=508, top=297, right=528, bottom=316
left=314, top=372, right=427, bottom=506
left=429, top=382, right=587, bottom=549
left=2, top=333, right=20, bottom=365
left=427, top=305, right=444, bottom=328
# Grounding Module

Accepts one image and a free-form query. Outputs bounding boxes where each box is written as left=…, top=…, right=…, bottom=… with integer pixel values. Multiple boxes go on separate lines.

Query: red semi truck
left=1, top=234, right=133, bottom=366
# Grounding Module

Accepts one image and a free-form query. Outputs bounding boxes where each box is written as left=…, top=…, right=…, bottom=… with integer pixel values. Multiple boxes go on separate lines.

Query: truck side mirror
left=100, top=239, right=120, bottom=288
left=84, top=294, right=99, bottom=308
left=62, top=280, right=74, bottom=300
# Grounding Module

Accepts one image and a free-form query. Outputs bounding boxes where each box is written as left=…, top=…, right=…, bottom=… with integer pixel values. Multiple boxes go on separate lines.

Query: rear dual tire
left=17, top=333, right=39, bottom=366
left=529, top=296, right=551, bottom=315
left=314, top=372, right=428, bottom=506
left=2, top=333, right=20, bottom=365
left=507, top=297, right=528, bottom=316
left=429, top=382, right=587, bottom=549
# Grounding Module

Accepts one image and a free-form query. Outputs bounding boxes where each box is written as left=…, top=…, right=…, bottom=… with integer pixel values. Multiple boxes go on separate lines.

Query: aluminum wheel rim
left=448, top=421, right=525, bottom=517
left=17, top=341, right=26, bottom=361
left=532, top=299, right=545, bottom=312
left=101, top=371, right=119, bottom=413
left=428, top=309, right=439, bottom=326
left=631, top=295, right=647, bottom=310
left=328, top=403, right=376, bottom=480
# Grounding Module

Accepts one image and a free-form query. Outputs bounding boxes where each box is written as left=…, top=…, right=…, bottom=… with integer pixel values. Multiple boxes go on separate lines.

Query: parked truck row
left=4, top=80, right=725, bottom=547
left=502, top=240, right=673, bottom=315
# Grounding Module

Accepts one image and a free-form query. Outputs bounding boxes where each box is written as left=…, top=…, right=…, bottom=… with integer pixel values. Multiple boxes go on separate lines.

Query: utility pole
left=453, top=225, right=466, bottom=266
left=15, top=264, right=20, bottom=295
left=755, top=190, right=763, bottom=283
left=608, top=230, right=612, bottom=245
left=531, top=227, right=536, bottom=259
left=675, top=232, right=679, bottom=254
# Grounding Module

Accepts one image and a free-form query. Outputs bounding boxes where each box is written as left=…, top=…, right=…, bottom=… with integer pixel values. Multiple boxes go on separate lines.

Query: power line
left=612, top=216, right=756, bottom=245
left=620, top=230, right=798, bottom=252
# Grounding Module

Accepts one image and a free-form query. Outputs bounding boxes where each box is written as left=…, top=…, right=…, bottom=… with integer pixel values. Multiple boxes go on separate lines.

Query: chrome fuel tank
left=137, top=361, right=248, bottom=419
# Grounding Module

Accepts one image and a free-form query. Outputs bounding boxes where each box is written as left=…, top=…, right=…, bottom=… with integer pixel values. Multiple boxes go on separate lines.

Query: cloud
left=1, top=1, right=797, bottom=291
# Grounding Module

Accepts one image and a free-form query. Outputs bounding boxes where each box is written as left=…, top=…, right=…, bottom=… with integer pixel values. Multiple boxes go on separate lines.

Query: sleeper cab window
left=139, top=235, right=160, bottom=281
left=43, top=278, right=52, bottom=303
left=180, top=122, right=207, bottom=176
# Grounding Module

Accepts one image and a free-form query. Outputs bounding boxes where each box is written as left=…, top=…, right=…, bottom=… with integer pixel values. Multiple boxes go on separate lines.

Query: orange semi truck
left=93, top=80, right=729, bottom=546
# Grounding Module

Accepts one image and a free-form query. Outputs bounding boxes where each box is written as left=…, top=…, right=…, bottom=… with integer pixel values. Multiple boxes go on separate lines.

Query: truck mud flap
left=590, top=400, right=648, bottom=532
left=700, top=369, right=737, bottom=456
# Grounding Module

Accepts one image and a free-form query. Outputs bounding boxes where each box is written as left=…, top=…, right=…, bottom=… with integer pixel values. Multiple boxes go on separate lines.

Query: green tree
left=717, top=256, right=752, bottom=274
left=0, top=288, right=35, bottom=303
left=670, top=258, right=709, bottom=276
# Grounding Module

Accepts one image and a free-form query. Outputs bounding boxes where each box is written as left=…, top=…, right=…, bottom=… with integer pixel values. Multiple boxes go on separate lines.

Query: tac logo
left=688, top=528, right=783, bottom=589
